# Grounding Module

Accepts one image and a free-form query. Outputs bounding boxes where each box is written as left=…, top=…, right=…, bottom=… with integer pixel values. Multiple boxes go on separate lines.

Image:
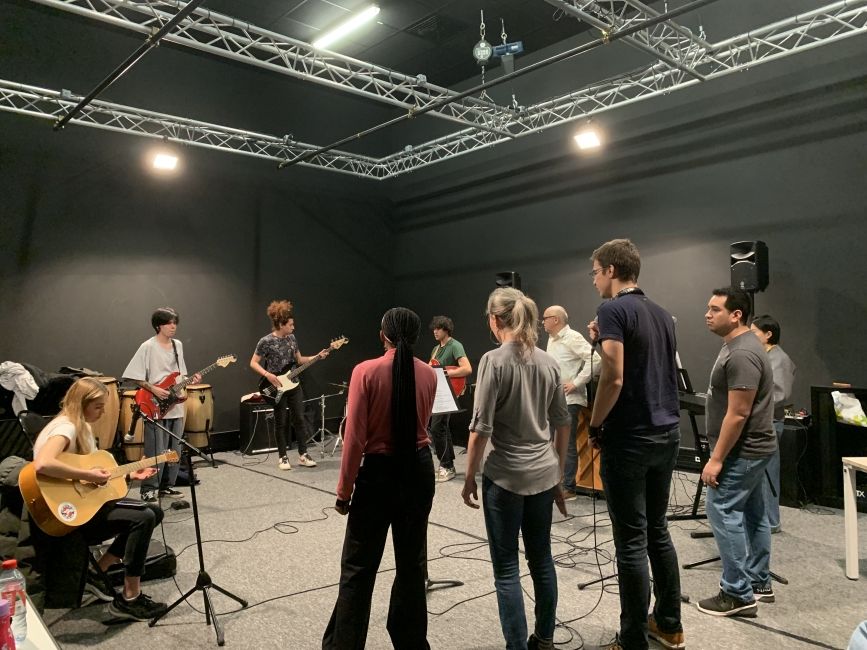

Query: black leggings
left=81, top=502, right=163, bottom=577
left=274, top=387, right=310, bottom=457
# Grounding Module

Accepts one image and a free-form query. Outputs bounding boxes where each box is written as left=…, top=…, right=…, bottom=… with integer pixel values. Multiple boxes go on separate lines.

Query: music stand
left=140, top=411, right=247, bottom=646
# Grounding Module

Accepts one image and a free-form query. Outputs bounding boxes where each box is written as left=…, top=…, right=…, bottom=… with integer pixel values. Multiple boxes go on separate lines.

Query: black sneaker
left=108, top=592, right=168, bottom=621
left=83, top=567, right=115, bottom=603
left=141, top=490, right=158, bottom=503
left=697, top=589, right=757, bottom=617
left=159, top=488, right=183, bottom=499
left=527, top=633, right=554, bottom=650
left=752, top=582, right=775, bottom=603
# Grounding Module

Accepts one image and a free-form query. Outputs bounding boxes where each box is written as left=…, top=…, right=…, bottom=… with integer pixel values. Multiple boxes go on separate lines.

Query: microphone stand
left=139, top=412, right=247, bottom=646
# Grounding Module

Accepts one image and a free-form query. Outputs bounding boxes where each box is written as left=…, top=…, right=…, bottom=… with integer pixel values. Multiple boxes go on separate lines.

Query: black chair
left=16, top=411, right=51, bottom=448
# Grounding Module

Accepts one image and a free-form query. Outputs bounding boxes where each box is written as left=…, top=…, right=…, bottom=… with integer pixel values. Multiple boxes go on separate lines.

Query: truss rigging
left=5, top=0, right=867, bottom=179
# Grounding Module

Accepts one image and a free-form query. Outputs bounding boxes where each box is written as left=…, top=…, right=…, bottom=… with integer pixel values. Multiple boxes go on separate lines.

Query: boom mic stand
left=139, top=412, right=247, bottom=646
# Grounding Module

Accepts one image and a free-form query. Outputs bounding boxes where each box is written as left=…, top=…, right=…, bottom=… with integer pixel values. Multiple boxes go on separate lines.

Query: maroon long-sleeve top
left=336, top=349, right=437, bottom=501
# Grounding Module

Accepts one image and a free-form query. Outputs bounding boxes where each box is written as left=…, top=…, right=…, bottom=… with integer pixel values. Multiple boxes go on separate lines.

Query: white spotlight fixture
left=153, top=152, right=178, bottom=170
left=313, top=4, right=380, bottom=50
left=574, top=127, right=602, bottom=151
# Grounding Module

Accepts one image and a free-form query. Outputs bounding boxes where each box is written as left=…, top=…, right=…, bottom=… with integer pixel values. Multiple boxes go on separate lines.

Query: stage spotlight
left=313, top=5, right=380, bottom=50
left=574, top=127, right=602, bottom=151
left=153, top=152, right=178, bottom=171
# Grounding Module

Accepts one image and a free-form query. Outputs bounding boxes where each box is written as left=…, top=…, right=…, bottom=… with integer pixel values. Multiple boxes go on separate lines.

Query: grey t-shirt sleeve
left=726, top=349, right=763, bottom=390
left=548, top=373, right=571, bottom=427
left=469, top=353, right=496, bottom=437
left=122, top=340, right=151, bottom=382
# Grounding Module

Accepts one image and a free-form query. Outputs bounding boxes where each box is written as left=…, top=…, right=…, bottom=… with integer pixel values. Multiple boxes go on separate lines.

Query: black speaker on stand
left=730, top=241, right=769, bottom=292
left=495, top=271, right=521, bottom=290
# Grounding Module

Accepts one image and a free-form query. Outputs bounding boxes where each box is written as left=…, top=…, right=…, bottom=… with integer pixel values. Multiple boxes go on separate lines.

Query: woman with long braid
left=323, top=308, right=438, bottom=650
left=462, top=288, right=571, bottom=650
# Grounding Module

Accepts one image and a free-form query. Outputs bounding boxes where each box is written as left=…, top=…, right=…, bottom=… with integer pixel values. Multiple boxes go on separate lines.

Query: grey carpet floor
left=42, top=446, right=867, bottom=649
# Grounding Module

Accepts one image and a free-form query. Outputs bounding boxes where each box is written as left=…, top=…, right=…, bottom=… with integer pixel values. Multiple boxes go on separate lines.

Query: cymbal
left=329, top=382, right=349, bottom=389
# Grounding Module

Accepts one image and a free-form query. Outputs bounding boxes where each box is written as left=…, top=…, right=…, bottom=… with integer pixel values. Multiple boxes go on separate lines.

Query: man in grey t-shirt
left=698, top=288, right=776, bottom=619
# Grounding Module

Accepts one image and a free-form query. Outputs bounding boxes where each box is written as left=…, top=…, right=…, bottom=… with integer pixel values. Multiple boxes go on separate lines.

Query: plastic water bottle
left=0, top=599, right=14, bottom=650
left=0, top=559, right=27, bottom=645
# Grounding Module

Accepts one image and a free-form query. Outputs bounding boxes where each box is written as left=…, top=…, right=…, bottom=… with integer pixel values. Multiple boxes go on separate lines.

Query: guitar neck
left=290, top=354, right=322, bottom=379
left=110, top=453, right=173, bottom=479
left=176, top=361, right=219, bottom=391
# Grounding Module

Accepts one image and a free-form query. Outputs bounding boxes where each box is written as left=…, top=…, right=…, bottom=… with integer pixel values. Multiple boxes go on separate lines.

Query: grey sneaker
left=108, top=592, right=168, bottom=621
left=752, top=582, right=775, bottom=603
left=83, top=567, right=115, bottom=603
left=435, top=466, right=456, bottom=482
left=297, top=453, right=318, bottom=468
left=697, top=589, right=757, bottom=617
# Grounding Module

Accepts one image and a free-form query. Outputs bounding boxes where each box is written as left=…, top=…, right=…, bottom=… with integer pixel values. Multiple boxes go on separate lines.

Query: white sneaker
left=435, top=466, right=456, bottom=482
left=278, top=456, right=292, bottom=470
left=298, top=453, right=318, bottom=468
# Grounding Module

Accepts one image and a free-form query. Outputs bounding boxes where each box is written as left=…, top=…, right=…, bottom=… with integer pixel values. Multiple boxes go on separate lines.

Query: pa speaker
left=730, top=241, right=769, bottom=292
left=495, top=271, right=521, bottom=290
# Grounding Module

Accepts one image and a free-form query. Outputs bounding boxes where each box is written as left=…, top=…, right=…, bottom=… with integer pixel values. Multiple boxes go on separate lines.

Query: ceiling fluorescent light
left=313, top=5, right=380, bottom=50
left=574, top=128, right=601, bottom=150
left=153, top=153, right=178, bottom=170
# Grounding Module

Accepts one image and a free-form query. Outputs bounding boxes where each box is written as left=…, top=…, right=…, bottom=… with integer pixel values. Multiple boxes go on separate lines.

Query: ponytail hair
left=58, top=377, right=106, bottom=453
left=381, top=308, right=421, bottom=461
left=487, top=287, right=539, bottom=354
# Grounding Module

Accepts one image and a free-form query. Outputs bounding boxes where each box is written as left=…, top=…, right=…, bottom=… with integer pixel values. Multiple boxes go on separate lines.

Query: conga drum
left=119, top=390, right=144, bottom=461
left=184, top=384, right=213, bottom=450
left=92, top=377, right=120, bottom=451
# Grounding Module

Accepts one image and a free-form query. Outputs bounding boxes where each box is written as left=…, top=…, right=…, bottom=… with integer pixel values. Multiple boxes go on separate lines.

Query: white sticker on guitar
left=57, top=502, right=78, bottom=522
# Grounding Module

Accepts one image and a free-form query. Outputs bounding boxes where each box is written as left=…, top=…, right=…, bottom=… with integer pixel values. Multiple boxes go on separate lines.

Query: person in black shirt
left=587, top=239, right=683, bottom=650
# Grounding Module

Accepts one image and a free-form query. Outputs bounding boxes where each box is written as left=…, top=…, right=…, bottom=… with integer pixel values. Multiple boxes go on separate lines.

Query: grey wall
left=0, top=116, right=394, bottom=431
left=390, top=40, right=867, bottom=422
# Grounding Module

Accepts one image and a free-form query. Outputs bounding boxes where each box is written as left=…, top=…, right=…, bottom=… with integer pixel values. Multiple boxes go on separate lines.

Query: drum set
left=97, top=377, right=215, bottom=461
left=303, top=382, right=348, bottom=457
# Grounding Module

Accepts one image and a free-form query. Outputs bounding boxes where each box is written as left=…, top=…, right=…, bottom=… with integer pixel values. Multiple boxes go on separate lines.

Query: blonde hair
left=487, top=287, right=539, bottom=353
left=58, top=377, right=106, bottom=453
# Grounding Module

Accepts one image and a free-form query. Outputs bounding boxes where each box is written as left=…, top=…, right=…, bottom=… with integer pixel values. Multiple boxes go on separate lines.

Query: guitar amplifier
left=239, top=401, right=279, bottom=455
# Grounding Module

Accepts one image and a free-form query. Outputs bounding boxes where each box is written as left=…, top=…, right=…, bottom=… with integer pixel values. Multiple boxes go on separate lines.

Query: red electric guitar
left=135, top=355, right=236, bottom=419
left=429, top=359, right=466, bottom=397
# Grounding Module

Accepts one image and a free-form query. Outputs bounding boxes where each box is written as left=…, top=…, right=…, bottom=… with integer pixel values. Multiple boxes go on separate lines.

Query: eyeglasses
left=541, top=315, right=556, bottom=321
left=588, top=267, right=608, bottom=278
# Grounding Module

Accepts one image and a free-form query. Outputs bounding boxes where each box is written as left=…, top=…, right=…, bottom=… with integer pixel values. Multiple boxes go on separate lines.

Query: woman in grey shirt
left=462, top=287, right=571, bottom=650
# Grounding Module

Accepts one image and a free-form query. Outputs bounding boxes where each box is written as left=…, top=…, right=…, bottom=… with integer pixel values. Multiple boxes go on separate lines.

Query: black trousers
left=81, top=502, right=164, bottom=577
left=429, top=413, right=455, bottom=470
left=323, top=446, right=435, bottom=650
left=274, top=387, right=309, bottom=457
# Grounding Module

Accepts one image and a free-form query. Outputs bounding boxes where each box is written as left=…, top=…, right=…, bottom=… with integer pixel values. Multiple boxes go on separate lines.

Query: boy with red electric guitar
left=122, top=307, right=201, bottom=503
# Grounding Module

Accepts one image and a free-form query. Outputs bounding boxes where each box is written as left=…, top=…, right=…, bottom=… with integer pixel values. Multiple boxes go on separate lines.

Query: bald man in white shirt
left=543, top=305, right=600, bottom=498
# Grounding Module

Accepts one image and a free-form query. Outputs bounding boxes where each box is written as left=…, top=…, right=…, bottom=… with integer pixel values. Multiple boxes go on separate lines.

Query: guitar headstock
left=330, top=336, right=349, bottom=350
left=216, top=355, right=237, bottom=368
left=164, top=450, right=180, bottom=464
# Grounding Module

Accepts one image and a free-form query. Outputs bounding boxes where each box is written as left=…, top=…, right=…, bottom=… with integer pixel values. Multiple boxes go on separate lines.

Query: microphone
left=124, top=403, right=141, bottom=443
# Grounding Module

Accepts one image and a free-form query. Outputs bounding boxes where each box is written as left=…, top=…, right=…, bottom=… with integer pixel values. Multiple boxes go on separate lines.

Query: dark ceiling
left=201, top=0, right=590, bottom=88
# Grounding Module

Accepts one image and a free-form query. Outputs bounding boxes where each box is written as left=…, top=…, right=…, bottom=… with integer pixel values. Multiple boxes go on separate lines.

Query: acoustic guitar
left=429, top=359, right=466, bottom=396
left=135, top=354, right=236, bottom=419
left=258, top=336, right=349, bottom=403
left=19, top=449, right=179, bottom=536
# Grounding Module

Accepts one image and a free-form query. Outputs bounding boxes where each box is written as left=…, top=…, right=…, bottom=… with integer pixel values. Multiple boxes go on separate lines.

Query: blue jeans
left=142, top=417, right=184, bottom=493
left=849, top=620, right=867, bottom=650
left=600, top=426, right=682, bottom=650
left=482, top=476, right=557, bottom=650
left=706, top=454, right=772, bottom=600
left=763, top=420, right=784, bottom=529
left=562, top=404, right=580, bottom=491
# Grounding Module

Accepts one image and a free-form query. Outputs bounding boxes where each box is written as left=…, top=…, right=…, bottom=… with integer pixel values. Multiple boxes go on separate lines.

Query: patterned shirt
left=255, top=333, right=299, bottom=374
